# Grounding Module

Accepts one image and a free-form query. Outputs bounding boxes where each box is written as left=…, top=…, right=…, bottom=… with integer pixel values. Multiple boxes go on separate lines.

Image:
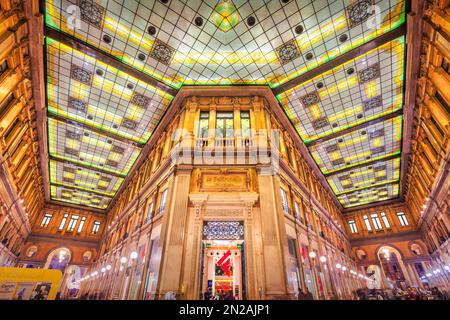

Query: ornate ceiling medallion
left=71, top=65, right=93, bottom=85
left=345, top=0, right=375, bottom=28
left=210, top=0, right=240, bottom=32
left=149, top=39, right=175, bottom=66
left=78, top=0, right=105, bottom=29
left=358, top=63, right=380, bottom=84
left=299, top=91, right=321, bottom=107
left=131, top=92, right=150, bottom=109
left=276, top=39, right=301, bottom=65
left=68, top=97, right=87, bottom=112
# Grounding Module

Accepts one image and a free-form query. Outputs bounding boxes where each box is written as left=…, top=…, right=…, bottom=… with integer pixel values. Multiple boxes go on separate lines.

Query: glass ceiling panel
left=51, top=185, right=111, bottom=209
left=46, top=38, right=173, bottom=145
left=309, top=115, right=402, bottom=175
left=337, top=182, right=399, bottom=208
left=48, top=118, right=141, bottom=176
left=45, top=0, right=405, bottom=87
left=278, top=36, right=404, bottom=144
left=49, top=159, right=123, bottom=197
left=327, top=157, right=400, bottom=196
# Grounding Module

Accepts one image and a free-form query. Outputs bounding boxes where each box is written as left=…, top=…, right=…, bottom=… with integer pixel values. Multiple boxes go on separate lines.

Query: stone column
left=154, top=165, right=192, bottom=299
left=256, top=166, right=290, bottom=299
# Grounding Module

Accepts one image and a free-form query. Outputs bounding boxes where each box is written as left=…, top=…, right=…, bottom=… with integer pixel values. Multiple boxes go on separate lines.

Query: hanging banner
left=0, top=268, right=62, bottom=300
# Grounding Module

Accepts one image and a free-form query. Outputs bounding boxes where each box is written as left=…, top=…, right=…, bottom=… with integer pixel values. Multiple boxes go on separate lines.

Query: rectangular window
left=40, top=214, right=52, bottom=228
left=397, top=212, right=409, bottom=226
left=0, top=93, right=14, bottom=114
left=442, top=57, right=450, bottom=76
left=348, top=220, right=358, bottom=234
left=280, top=188, right=289, bottom=213
left=216, top=112, right=234, bottom=138
left=58, top=214, right=69, bottom=231
left=240, top=111, right=251, bottom=137
left=146, top=202, right=154, bottom=222
left=435, top=91, right=450, bottom=114
left=370, top=213, right=383, bottom=230
left=77, top=217, right=86, bottom=233
left=363, top=215, right=372, bottom=231
left=158, top=189, right=168, bottom=214
left=198, top=111, right=209, bottom=138
left=67, top=215, right=79, bottom=232
left=294, top=202, right=302, bottom=222
left=0, top=60, right=8, bottom=77
left=380, top=212, right=391, bottom=228
left=92, top=221, right=101, bottom=234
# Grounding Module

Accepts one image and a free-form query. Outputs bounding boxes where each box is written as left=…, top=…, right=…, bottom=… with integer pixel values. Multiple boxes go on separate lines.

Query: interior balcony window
left=348, top=220, right=358, bottom=234
left=77, top=217, right=86, bottom=233
left=157, top=189, right=168, bottom=214
left=92, top=221, right=101, bottom=235
left=380, top=212, right=391, bottom=228
left=294, top=202, right=303, bottom=224
left=370, top=213, right=383, bottom=230
left=0, top=60, right=8, bottom=77
left=363, top=215, right=372, bottom=231
left=146, top=201, right=154, bottom=222
left=58, top=214, right=69, bottom=231
left=198, top=111, right=209, bottom=137
left=280, top=188, right=290, bottom=214
left=396, top=212, right=409, bottom=226
left=240, top=111, right=251, bottom=147
left=442, top=57, right=450, bottom=76
left=40, top=213, right=52, bottom=228
left=215, top=112, right=234, bottom=146
left=67, top=215, right=79, bottom=232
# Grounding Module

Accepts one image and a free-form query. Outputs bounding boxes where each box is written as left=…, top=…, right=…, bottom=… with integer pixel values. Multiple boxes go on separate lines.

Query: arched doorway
left=377, top=246, right=409, bottom=289
left=44, top=247, right=71, bottom=273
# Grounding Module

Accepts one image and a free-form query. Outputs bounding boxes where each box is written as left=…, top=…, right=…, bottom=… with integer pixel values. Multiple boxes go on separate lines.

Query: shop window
left=40, top=214, right=52, bottom=228
left=397, top=212, right=409, bottom=226
left=370, top=213, right=383, bottom=230
left=348, top=220, right=358, bottom=233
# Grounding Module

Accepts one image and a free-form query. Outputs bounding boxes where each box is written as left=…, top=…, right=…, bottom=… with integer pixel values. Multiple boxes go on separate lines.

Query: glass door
left=215, top=112, right=234, bottom=147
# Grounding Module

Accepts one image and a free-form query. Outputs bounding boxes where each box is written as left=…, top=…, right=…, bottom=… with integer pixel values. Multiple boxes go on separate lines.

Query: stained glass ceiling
left=42, top=0, right=407, bottom=210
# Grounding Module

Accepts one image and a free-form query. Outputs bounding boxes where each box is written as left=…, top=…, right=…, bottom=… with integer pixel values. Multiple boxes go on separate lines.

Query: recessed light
left=160, top=0, right=169, bottom=4
left=316, top=82, right=324, bottom=89
left=96, top=69, right=104, bottom=76
left=194, top=16, right=203, bottom=27
left=361, top=130, right=366, bottom=135
left=305, top=52, right=313, bottom=60
left=357, top=114, right=363, bottom=119
left=347, top=67, right=355, bottom=75
left=112, top=124, right=118, bottom=129
left=102, top=34, right=112, bottom=44
left=137, top=53, right=146, bottom=61
left=339, top=34, right=348, bottom=43
left=338, top=138, right=343, bottom=143
left=332, top=123, right=338, bottom=128
left=247, top=16, right=256, bottom=27
left=295, top=25, right=304, bottom=35
left=147, top=25, right=157, bottom=35
left=127, top=83, right=134, bottom=90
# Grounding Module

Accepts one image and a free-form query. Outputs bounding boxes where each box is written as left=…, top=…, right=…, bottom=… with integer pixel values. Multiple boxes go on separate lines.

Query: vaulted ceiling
left=42, top=0, right=408, bottom=210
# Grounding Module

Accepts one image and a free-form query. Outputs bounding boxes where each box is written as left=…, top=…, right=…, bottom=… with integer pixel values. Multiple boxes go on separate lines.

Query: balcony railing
left=214, top=137, right=235, bottom=147
left=194, top=137, right=254, bottom=150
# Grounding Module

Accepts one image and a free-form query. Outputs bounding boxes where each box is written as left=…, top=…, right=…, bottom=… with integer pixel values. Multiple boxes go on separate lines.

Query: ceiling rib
left=324, top=153, right=401, bottom=177
left=335, top=180, right=400, bottom=196
left=50, top=182, right=114, bottom=198
left=49, top=155, right=126, bottom=178
left=44, top=26, right=179, bottom=97
left=47, top=113, right=145, bottom=148
left=272, top=23, right=407, bottom=96
left=306, top=109, right=403, bottom=147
